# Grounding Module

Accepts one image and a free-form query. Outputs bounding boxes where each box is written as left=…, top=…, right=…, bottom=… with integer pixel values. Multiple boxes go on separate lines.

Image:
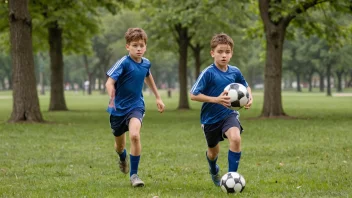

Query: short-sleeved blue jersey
left=106, top=55, right=150, bottom=116
left=190, top=63, right=248, bottom=124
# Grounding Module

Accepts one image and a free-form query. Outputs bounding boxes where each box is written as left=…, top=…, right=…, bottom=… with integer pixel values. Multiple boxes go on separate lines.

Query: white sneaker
left=130, top=174, right=145, bottom=187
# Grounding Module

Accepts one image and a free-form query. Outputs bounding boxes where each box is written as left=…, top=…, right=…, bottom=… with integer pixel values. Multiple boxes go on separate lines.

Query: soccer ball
left=220, top=172, right=246, bottom=193
left=223, top=83, right=249, bottom=110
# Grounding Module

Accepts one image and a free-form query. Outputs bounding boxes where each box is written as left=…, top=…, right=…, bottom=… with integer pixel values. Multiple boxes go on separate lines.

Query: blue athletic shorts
left=202, top=113, right=243, bottom=148
left=109, top=108, right=145, bottom=137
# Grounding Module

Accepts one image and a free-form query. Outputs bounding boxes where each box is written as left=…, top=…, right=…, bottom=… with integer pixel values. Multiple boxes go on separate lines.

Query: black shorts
left=109, top=108, right=145, bottom=137
left=202, top=113, right=243, bottom=148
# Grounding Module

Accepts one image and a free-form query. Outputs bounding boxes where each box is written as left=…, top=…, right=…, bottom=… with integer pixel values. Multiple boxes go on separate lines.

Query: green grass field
left=0, top=90, right=351, bottom=197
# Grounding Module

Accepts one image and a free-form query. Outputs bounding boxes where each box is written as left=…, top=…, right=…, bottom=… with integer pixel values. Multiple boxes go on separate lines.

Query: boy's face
left=126, top=39, right=147, bottom=62
left=210, top=44, right=233, bottom=68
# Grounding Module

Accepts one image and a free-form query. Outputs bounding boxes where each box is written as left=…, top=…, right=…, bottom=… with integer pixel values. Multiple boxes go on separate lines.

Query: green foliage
left=0, top=91, right=352, bottom=197
left=0, top=0, right=130, bottom=54
left=0, top=1, right=9, bottom=52
left=0, top=0, right=8, bottom=31
left=140, top=0, right=244, bottom=50
left=97, top=10, right=142, bottom=60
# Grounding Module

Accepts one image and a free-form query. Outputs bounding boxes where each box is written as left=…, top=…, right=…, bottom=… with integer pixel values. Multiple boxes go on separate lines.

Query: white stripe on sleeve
left=107, top=56, right=127, bottom=76
left=190, top=65, right=212, bottom=93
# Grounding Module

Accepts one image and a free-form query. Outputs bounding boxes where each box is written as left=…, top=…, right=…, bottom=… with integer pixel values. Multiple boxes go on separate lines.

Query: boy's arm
left=144, top=74, right=165, bottom=113
left=105, top=77, right=116, bottom=108
left=190, top=92, right=231, bottom=107
left=144, top=73, right=161, bottom=99
left=105, top=77, right=116, bottom=98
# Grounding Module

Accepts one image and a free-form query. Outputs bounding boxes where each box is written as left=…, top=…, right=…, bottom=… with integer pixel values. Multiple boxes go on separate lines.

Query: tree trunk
left=259, top=0, right=325, bottom=117
left=191, top=43, right=202, bottom=79
left=348, top=70, right=352, bottom=87
left=319, top=72, right=324, bottom=92
left=48, top=21, right=68, bottom=111
left=307, top=71, right=313, bottom=92
left=335, top=70, right=343, bottom=92
left=326, top=64, right=332, bottom=96
left=0, top=78, right=5, bottom=90
left=259, top=0, right=287, bottom=117
left=175, top=24, right=190, bottom=109
left=8, top=0, right=44, bottom=122
left=295, top=72, right=302, bottom=92
left=259, top=25, right=286, bottom=115
left=343, top=72, right=348, bottom=88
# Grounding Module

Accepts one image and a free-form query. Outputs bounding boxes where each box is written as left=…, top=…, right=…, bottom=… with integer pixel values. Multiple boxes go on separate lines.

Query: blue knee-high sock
left=228, top=150, right=241, bottom=172
left=130, top=154, right=140, bottom=177
left=206, top=151, right=218, bottom=175
left=117, top=149, right=127, bottom=161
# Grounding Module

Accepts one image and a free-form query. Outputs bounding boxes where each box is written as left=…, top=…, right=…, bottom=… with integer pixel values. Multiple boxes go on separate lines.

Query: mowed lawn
left=0, top=90, right=351, bottom=197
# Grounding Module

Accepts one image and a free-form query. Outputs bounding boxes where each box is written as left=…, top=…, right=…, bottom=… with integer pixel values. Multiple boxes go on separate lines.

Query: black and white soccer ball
left=224, top=83, right=249, bottom=110
left=220, top=172, right=246, bottom=193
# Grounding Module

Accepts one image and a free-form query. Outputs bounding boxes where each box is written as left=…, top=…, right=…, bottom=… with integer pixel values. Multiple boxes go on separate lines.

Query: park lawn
left=0, top=90, right=351, bottom=197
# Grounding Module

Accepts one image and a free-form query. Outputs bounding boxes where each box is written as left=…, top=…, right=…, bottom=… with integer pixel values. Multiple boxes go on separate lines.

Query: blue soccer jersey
left=106, top=55, right=150, bottom=116
left=190, top=63, right=248, bottom=124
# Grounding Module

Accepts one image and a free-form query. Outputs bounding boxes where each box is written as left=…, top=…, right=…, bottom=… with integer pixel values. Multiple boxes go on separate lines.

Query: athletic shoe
left=130, top=174, right=145, bottom=187
left=210, top=165, right=221, bottom=186
left=118, top=157, right=129, bottom=174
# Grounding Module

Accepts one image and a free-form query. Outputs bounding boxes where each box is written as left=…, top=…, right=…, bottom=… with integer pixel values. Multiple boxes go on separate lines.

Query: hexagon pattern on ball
left=220, top=172, right=246, bottom=193
left=223, top=83, right=249, bottom=110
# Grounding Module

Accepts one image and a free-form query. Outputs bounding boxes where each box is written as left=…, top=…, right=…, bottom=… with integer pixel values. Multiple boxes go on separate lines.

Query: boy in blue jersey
left=190, top=33, right=253, bottom=186
left=105, top=28, right=165, bottom=187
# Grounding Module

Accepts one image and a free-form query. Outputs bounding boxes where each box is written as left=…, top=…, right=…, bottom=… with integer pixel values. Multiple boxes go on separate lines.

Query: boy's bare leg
left=225, top=127, right=241, bottom=152
left=207, top=144, right=221, bottom=186
left=207, top=145, right=219, bottom=161
left=129, top=118, right=142, bottom=156
left=129, top=118, right=144, bottom=187
left=115, top=134, right=129, bottom=174
left=114, top=133, right=126, bottom=153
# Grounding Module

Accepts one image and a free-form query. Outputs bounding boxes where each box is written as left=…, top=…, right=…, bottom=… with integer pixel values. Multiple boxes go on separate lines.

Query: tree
left=29, top=0, right=128, bottom=111
left=258, top=0, right=351, bottom=117
left=141, top=0, right=245, bottom=109
left=8, top=0, right=43, bottom=122
left=335, top=45, right=352, bottom=92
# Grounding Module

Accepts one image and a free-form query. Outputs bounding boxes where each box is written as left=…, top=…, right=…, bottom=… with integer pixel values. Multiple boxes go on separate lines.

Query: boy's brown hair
left=210, top=33, right=234, bottom=51
left=125, top=28, right=148, bottom=44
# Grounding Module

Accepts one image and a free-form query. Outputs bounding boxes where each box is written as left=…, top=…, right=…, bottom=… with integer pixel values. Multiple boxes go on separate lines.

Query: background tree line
left=0, top=0, right=351, bottom=122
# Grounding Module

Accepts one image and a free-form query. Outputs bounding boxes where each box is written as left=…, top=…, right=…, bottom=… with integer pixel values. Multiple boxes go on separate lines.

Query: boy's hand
left=217, top=90, right=231, bottom=107
left=108, top=97, right=116, bottom=111
left=244, top=96, right=253, bottom=109
left=108, top=89, right=116, bottom=110
left=156, top=98, right=165, bottom=113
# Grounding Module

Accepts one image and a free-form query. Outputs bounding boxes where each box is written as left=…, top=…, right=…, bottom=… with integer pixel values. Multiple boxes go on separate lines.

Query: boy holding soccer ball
left=105, top=28, right=165, bottom=187
left=190, top=33, right=253, bottom=186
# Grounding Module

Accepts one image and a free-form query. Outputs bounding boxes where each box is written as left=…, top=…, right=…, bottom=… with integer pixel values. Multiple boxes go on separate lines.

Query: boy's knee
left=129, top=132, right=140, bottom=142
left=228, top=133, right=241, bottom=145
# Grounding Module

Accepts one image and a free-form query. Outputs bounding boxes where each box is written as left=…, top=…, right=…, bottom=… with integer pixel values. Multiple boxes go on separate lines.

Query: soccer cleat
left=130, top=174, right=145, bottom=187
left=118, top=157, right=129, bottom=174
left=210, top=165, right=221, bottom=186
